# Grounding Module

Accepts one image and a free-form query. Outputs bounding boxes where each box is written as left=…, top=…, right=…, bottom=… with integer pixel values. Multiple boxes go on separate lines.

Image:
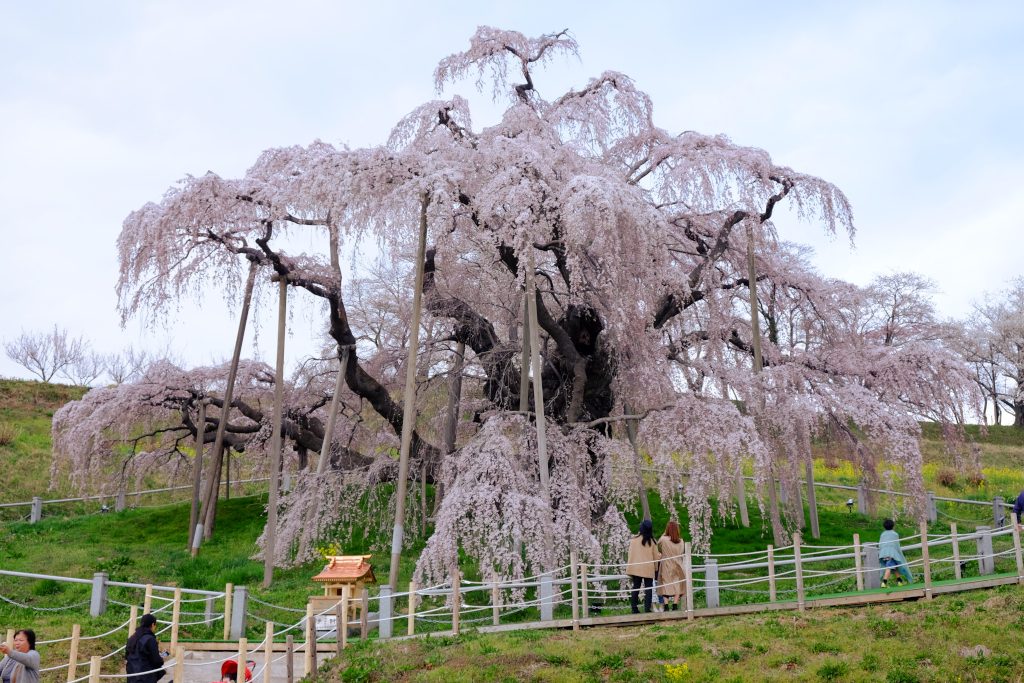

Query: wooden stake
left=143, top=584, right=153, bottom=616
left=66, top=623, right=80, bottom=683
left=337, top=589, right=348, bottom=653
left=407, top=581, right=417, bottom=636
left=128, top=604, right=138, bottom=633
left=173, top=646, right=184, bottom=683
left=491, top=581, right=500, bottom=626
left=920, top=521, right=933, bottom=600
left=88, top=655, right=101, bottom=683
left=570, top=550, right=580, bottom=631
left=951, top=523, right=962, bottom=580
left=767, top=545, right=777, bottom=602
left=237, top=638, right=248, bottom=683
left=853, top=534, right=863, bottom=592
left=580, top=564, right=589, bottom=617
left=223, top=584, right=234, bottom=641
left=170, top=587, right=181, bottom=652
left=286, top=634, right=294, bottom=683
left=684, top=542, right=694, bottom=619
left=360, top=588, right=369, bottom=639
left=264, top=621, right=274, bottom=683
left=451, top=569, right=461, bottom=636
left=793, top=533, right=805, bottom=611
left=303, top=604, right=314, bottom=677
left=388, top=195, right=430, bottom=590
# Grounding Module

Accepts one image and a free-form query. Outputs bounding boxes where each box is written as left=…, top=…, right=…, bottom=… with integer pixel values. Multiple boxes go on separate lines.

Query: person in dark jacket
left=1013, top=490, right=1024, bottom=525
left=126, top=614, right=165, bottom=683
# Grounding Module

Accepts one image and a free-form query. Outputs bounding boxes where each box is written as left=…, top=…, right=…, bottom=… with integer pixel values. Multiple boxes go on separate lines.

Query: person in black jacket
left=126, top=614, right=165, bottom=683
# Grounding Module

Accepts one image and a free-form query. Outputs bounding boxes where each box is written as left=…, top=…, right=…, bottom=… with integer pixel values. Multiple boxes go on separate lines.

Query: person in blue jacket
left=878, top=518, right=913, bottom=587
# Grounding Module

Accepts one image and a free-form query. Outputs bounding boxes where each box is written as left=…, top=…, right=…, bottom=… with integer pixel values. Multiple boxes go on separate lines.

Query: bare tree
left=62, top=350, right=106, bottom=387
left=106, top=346, right=150, bottom=384
left=4, top=326, right=86, bottom=382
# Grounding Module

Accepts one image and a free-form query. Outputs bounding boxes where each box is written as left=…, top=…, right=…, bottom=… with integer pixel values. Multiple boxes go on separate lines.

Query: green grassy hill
left=2, top=379, right=1024, bottom=681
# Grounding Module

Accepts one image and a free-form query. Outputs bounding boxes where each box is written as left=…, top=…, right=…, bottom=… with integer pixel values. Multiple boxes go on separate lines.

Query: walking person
left=126, top=613, right=165, bottom=683
left=878, top=519, right=913, bottom=587
left=657, top=520, right=686, bottom=611
left=626, top=519, right=661, bottom=613
left=0, top=629, right=40, bottom=683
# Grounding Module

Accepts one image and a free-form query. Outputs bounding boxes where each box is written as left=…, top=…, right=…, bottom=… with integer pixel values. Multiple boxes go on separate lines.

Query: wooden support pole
left=767, top=545, right=777, bottom=602
left=264, top=276, right=287, bottom=589
left=304, top=604, right=314, bottom=678
left=388, top=195, right=430, bottom=590
left=129, top=604, right=138, bottom=633
left=1013, top=513, right=1024, bottom=583
left=793, top=533, right=805, bottom=611
left=735, top=467, right=749, bottom=528
left=3, top=630, right=12, bottom=649
left=143, top=584, right=153, bottom=616
left=570, top=550, right=580, bottom=631
left=170, top=587, right=181, bottom=652
left=173, top=646, right=184, bottom=683
left=316, top=346, right=350, bottom=474
left=853, top=534, right=864, bottom=592
left=491, top=581, right=500, bottom=626
left=201, top=263, right=258, bottom=540
left=805, top=459, right=820, bottom=539
left=684, top=542, right=695, bottom=619
left=451, top=570, right=461, bottom=636
left=66, top=623, right=81, bottom=683
left=188, top=401, right=206, bottom=550
left=223, top=584, right=234, bottom=641
left=264, top=621, right=274, bottom=683
left=920, top=521, right=933, bottom=600
left=88, top=655, right=101, bottom=683
left=407, top=581, right=417, bottom=636
left=951, top=523, right=962, bottom=580
left=237, top=638, right=248, bottom=683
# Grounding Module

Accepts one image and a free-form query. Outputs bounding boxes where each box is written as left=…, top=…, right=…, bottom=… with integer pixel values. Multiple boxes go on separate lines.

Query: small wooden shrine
left=309, top=554, right=376, bottom=622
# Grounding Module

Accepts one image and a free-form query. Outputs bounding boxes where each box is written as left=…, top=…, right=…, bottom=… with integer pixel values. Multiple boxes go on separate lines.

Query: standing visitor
left=1013, top=489, right=1024, bottom=526
left=626, top=519, right=661, bottom=613
left=657, top=520, right=686, bottom=611
left=878, top=519, right=913, bottom=587
left=0, top=629, right=40, bottom=683
left=126, top=614, right=165, bottom=683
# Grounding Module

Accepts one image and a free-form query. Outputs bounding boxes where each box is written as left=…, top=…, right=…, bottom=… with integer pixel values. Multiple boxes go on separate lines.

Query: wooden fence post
left=570, top=550, right=580, bottom=631
left=491, top=581, right=501, bottom=626
left=223, top=583, right=234, bottom=641
left=173, top=646, right=184, bottom=683
left=793, top=533, right=805, bottom=611
left=580, top=564, right=589, bottom=617
left=767, top=545, right=777, bottom=602
left=264, top=621, right=274, bottom=683
left=451, top=570, right=461, bottom=636
left=338, top=588, right=349, bottom=652
left=853, top=534, right=863, bottom=592
left=684, top=542, right=694, bottom=619
left=66, top=623, right=81, bottom=683
left=170, top=587, right=181, bottom=652
left=88, top=655, right=101, bottom=683
left=304, top=603, right=314, bottom=677
left=129, top=604, right=138, bottom=633
left=951, top=523, right=962, bottom=580
left=360, top=588, right=369, bottom=640
left=1012, top=513, right=1024, bottom=583
left=237, top=638, right=248, bottom=683
left=407, top=581, right=417, bottom=636
left=286, top=634, right=294, bottom=683
left=920, top=521, right=933, bottom=600
left=143, top=583, right=154, bottom=616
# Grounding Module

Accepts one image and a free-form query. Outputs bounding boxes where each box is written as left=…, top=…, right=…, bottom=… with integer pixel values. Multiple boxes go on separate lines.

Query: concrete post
left=204, top=595, right=215, bottom=624
left=704, top=559, right=719, bottom=609
left=230, top=585, right=248, bottom=639
left=379, top=586, right=392, bottom=639
left=30, top=497, right=42, bottom=524
left=856, top=485, right=867, bottom=515
left=993, top=497, right=1005, bottom=528
left=976, top=526, right=994, bottom=576
left=539, top=575, right=554, bottom=621
left=863, top=544, right=881, bottom=589
left=926, top=492, right=937, bottom=524
left=89, top=572, right=108, bottom=617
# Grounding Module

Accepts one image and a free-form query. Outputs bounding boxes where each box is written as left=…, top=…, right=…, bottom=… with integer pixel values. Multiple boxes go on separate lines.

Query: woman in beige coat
left=657, top=520, right=686, bottom=610
left=626, top=519, right=661, bottom=613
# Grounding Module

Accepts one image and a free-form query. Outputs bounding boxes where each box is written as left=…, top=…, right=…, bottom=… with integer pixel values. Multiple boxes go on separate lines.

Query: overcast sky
left=1, top=0, right=1021, bottom=381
